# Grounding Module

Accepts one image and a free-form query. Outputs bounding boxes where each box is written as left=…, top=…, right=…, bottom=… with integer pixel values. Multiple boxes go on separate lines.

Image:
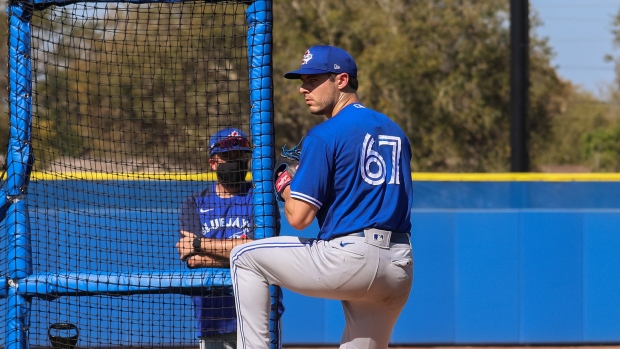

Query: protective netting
left=1, top=1, right=277, bottom=348
left=31, top=2, right=251, bottom=174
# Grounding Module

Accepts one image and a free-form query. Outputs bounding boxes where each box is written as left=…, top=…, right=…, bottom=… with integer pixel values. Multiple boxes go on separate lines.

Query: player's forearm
left=186, top=254, right=229, bottom=268
left=284, top=196, right=317, bottom=230
left=196, top=238, right=254, bottom=259
left=277, top=181, right=314, bottom=230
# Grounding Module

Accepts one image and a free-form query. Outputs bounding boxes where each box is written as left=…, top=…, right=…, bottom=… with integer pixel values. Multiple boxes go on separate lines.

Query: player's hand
left=177, top=230, right=198, bottom=261
left=274, top=140, right=302, bottom=202
left=274, top=163, right=297, bottom=202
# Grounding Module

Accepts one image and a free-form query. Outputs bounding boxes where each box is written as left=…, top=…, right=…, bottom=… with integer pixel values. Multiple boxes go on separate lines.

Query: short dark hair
left=348, top=76, right=359, bottom=91
left=330, top=74, right=359, bottom=91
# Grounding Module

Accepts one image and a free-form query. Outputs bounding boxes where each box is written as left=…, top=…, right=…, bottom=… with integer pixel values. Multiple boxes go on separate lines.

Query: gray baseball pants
left=230, top=232, right=413, bottom=349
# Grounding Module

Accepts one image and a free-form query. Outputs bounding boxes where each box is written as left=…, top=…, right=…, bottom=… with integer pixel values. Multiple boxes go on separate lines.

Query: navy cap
left=209, top=127, right=251, bottom=156
left=284, top=45, right=357, bottom=79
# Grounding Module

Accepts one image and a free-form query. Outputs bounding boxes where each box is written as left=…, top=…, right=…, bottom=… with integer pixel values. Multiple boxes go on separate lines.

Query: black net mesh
left=0, top=1, right=277, bottom=348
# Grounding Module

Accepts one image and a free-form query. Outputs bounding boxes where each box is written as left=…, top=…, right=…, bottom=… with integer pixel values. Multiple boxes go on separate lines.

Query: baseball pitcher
left=230, top=45, right=414, bottom=349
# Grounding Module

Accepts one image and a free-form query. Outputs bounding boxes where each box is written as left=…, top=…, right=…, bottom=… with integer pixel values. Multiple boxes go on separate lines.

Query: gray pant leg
left=230, top=235, right=413, bottom=349
left=340, top=243, right=413, bottom=349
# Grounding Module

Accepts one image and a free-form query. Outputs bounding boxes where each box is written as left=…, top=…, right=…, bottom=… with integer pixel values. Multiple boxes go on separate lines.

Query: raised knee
left=230, top=244, right=243, bottom=266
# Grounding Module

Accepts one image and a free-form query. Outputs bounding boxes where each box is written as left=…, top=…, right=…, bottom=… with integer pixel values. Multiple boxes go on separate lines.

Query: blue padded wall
left=278, top=181, right=620, bottom=345
left=583, top=213, right=620, bottom=340
left=453, top=212, right=520, bottom=343
left=4, top=180, right=620, bottom=346
left=279, top=209, right=620, bottom=345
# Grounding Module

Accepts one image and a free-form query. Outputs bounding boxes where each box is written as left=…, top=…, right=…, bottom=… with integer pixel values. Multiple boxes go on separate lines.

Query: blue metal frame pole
left=6, top=2, right=35, bottom=349
left=246, top=1, right=280, bottom=348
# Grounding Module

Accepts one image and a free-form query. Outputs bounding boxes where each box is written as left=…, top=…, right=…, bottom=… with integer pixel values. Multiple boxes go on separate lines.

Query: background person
left=177, top=127, right=282, bottom=349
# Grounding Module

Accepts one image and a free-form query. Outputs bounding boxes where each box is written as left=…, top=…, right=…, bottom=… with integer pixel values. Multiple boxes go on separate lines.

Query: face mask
left=216, top=159, right=249, bottom=187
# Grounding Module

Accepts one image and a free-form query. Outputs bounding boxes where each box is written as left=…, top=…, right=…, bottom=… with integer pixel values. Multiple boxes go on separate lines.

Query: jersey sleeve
left=178, top=195, right=202, bottom=236
left=289, top=135, right=332, bottom=209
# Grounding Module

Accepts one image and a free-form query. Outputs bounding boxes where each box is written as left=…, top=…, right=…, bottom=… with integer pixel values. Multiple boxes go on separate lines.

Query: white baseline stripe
left=290, top=191, right=321, bottom=209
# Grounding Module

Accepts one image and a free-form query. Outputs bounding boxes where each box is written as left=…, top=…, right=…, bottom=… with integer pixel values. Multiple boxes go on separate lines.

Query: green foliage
left=581, top=123, right=620, bottom=171
left=273, top=0, right=568, bottom=172
left=563, top=7, right=620, bottom=172
left=532, top=6, right=620, bottom=173
left=2, top=1, right=619, bottom=172
left=533, top=83, right=614, bottom=167
left=28, top=2, right=250, bottom=171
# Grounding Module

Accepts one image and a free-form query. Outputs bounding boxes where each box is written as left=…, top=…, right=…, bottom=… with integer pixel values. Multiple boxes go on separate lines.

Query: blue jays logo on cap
left=301, top=50, right=313, bottom=64
left=209, top=127, right=251, bottom=156
left=284, top=45, right=357, bottom=79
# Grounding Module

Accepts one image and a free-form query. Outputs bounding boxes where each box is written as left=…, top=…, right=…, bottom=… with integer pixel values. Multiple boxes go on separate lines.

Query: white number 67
left=360, top=133, right=402, bottom=186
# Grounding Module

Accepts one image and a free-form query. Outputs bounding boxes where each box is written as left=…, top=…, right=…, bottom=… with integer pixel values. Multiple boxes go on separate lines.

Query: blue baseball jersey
left=179, top=183, right=253, bottom=337
left=289, top=103, right=413, bottom=240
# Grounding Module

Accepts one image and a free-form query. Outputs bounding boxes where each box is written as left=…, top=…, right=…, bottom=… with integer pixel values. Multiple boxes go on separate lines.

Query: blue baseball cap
left=209, top=127, right=251, bottom=156
left=284, top=45, right=357, bottom=79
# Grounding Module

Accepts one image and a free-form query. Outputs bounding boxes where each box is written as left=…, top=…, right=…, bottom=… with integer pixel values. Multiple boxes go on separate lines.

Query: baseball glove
left=274, top=139, right=303, bottom=202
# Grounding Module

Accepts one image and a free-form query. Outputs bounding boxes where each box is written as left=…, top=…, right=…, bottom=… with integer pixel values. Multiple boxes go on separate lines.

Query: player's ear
left=209, top=157, right=218, bottom=170
left=336, top=73, right=349, bottom=90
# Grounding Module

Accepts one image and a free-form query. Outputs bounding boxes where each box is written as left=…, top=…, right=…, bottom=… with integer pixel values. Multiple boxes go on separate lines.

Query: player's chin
left=307, top=105, right=324, bottom=115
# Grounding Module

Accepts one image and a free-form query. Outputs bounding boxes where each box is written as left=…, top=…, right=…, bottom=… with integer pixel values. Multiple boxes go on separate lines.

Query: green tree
left=565, top=7, right=620, bottom=172
left=30, top=2, right=250, bottom=171
left=581, top=123, right=620, bottom=171
left=273, top=0, right=569, bottom=172
left=7, top=1, right=617, bottom=173
left=534, top=83, right=616, bottom=168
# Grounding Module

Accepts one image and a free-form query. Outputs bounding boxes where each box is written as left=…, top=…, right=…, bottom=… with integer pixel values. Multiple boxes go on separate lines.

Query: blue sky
left=530, top=0, right=619, bottom=96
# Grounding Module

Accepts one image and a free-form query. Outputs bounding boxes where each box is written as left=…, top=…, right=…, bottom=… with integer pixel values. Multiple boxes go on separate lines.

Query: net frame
left=1, top=0, right=277, bottom=348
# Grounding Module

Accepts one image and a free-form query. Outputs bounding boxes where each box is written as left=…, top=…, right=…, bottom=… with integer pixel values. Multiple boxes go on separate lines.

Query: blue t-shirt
left=178, top=183, right=284, bottom=337
left=290, top=103, right=413, bottom=240
left=178, top=183, right=252, bottom=337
